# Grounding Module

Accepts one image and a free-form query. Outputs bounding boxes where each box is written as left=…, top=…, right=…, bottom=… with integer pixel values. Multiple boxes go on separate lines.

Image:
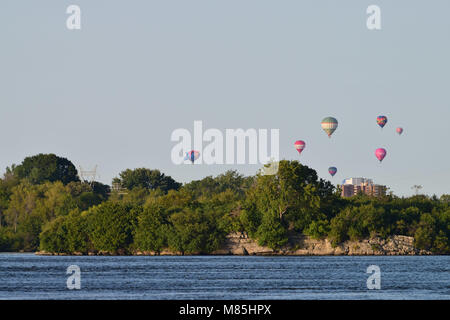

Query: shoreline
left=33, top=233, right=437, bottom=256
left=33, top=252, right=443, bottom=256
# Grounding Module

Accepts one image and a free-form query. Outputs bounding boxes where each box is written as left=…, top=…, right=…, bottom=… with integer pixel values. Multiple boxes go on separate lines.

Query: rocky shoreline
left=210, top=233, right=432, bottom=256
left=35, top=233, right=434, bottom=256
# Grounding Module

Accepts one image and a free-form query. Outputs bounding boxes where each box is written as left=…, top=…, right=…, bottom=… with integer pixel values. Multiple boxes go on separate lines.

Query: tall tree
left=14, top=154, right=79, bottom=185
left=245, top=160, right=332, bottom=226
left=116, top=168, right=181, bottom=193
left=86, top=202, right=138, bottom=253
left=134, top=205, right=168, bottom=254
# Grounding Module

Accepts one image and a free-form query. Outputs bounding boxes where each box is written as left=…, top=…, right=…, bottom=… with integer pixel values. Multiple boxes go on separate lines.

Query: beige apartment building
left=340, top=178, right=386, bottom=198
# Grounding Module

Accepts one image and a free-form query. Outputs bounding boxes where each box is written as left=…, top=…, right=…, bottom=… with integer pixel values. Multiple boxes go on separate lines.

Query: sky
left=0, top=0, right=449, bottom=197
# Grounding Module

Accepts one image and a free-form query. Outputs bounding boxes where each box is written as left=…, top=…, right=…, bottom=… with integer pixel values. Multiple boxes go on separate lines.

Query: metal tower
left=78, top=165, right=98, bottom=185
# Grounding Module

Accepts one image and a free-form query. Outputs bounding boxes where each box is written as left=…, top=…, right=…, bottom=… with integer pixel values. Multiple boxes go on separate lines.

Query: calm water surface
left=0, top=254, right=449, bottom=300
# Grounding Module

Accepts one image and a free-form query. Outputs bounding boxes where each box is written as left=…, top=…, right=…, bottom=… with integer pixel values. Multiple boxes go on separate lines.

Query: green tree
left=440, top=194, right=450, bottom=205
left=238, top=203, right=261, bottom=237
left=67, top=181, right=109, bottom=211
left=134, top=205, right=168, bottom=254
left=39, top=216, right=68, bottom=253
left=305, top=219, right=330, bottom=239
left=183, top=170, right=253, bottom=199
left=38, top=182, right=77, bottom=220
left=116, top=168, right=181, bottom=192
left=414, top=213, right=436, bottom=250
left=13, top=154, right=79, bottom=185
left=167, top=207, right=228, bottom=254
left=0, top=228, right=14, bottom=251
left=86, top=202, right=138, bottom=253
left=256, top=210, right=288, bottom=249
left=240, top=160, right=334, bottom=245
left=328, top=215, right=349, bottom=246
left=433, top=230, right=450, bottom=254
left=65, top=210, right=89, bottom=253
left=4, top=182, right=39, bottom=234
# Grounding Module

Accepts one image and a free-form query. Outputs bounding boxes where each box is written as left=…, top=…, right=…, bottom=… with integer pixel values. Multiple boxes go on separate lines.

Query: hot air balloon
left=184, top=150, right=200, bottom=164
left=377, top=116, right=388, bottom=129
left=396, top=127, right=403, bottom=135
left=328, top=166, right=337, bottom=177
left=321, top=117, right=338, bottom=138
left=375, top=148, right=387, bottom=162
left=294, top=140, right=306, bottom=155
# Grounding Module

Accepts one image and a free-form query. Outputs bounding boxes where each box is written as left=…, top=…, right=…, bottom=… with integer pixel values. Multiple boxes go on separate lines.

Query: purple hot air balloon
left=377, top=116, right=388, bottom=129
left=396, top=127, right=403, bottom=135
left=375, top=148, right=387, bottom=162
left=328, top=167, right=337, bottom=177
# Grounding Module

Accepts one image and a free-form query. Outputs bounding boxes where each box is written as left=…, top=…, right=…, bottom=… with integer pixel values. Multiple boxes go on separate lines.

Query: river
left=0, top=254, right=448, bottom=299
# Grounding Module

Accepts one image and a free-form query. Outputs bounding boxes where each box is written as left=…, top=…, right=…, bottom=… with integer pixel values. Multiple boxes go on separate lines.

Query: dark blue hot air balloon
left=328, top=166, right=337, bottom=177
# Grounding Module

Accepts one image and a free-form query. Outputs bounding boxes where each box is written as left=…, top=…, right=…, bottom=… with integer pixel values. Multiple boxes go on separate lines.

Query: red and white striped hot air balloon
left=294, top=140, right=306, bottom=155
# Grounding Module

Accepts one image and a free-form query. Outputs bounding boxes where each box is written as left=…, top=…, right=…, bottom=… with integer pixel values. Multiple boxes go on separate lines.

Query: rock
left=212, top=233, right=431, bottom=256
left=39, top=232, right=433, bottom=256
left=35, top=251, right=54, bottom=256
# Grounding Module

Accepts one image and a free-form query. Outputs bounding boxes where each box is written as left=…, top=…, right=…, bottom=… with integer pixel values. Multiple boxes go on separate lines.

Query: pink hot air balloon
left=294, top=140, right=306, bottom=155
left=375, top=148, right=387, bottom=162
left=396, top=127, right=403, bottom=135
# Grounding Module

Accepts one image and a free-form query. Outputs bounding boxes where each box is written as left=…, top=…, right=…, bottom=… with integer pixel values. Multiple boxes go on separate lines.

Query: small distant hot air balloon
left=377, top=116, right=388, bottom=129
left=328, top=166, right=337, bottom=177
left=396, top=127, right=403, bottom=135
left=184, top=150, right=200, bottom=164
left=294, top=140, right=306, bottom=155
left=321, top=117, right=338, bottom=138
left=375, top=148, right=387, bottom=162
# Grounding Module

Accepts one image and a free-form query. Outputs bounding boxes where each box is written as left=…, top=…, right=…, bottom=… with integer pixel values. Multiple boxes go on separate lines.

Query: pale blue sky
left=1, top=0, right=449, bottom=196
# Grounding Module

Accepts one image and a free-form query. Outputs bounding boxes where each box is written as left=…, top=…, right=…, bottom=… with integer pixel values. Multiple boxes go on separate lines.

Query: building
left=365, top=184, right=386, bottom=197
left=340, top=177, right=386, bottom=198
left=342, top=177, right=373, bottom=186
left=341, top=184, right=354, bottom=197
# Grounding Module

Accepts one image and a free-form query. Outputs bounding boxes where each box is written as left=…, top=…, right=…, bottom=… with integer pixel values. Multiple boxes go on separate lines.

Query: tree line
left=0, top=153, right=448, bottom=254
